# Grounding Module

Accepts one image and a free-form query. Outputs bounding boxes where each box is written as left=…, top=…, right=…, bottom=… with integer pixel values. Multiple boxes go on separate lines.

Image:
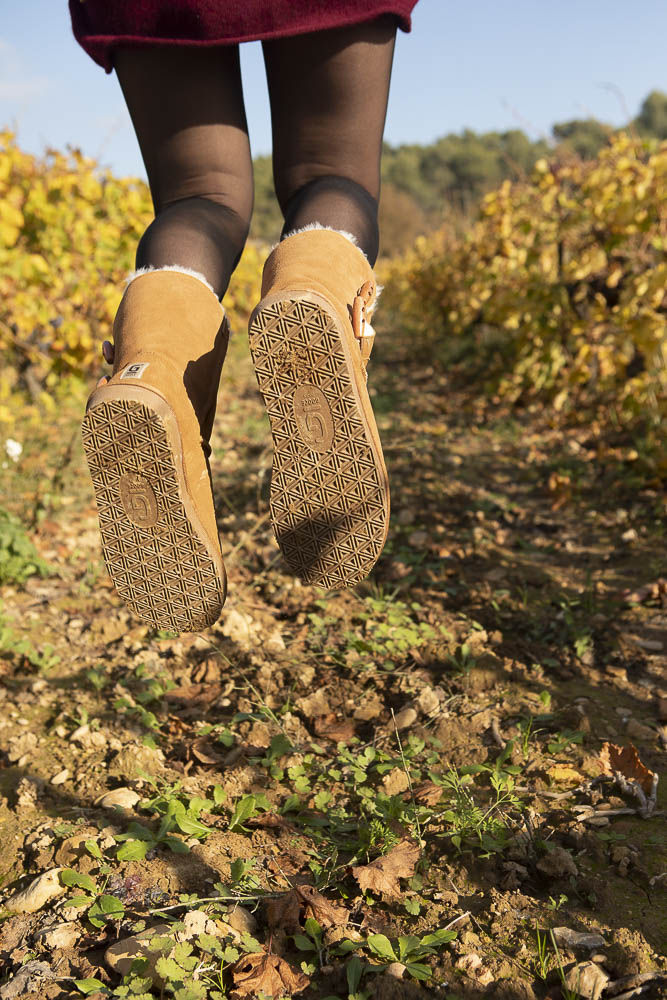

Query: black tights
left=114, top=18, right=396, bottom=299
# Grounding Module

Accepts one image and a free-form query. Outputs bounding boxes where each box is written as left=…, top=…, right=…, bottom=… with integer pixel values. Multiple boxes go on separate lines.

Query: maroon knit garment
left=69, top=0, right=419, bottom=73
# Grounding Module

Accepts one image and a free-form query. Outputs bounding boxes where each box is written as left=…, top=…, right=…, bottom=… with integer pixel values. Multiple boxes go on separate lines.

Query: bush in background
left=382, top=133, right=666, bottom=474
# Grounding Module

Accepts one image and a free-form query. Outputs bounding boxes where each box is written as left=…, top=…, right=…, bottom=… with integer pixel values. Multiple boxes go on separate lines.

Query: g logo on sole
left=293, top=385, right=334, bottom=452
left=119, top=473, right=158, bottom=527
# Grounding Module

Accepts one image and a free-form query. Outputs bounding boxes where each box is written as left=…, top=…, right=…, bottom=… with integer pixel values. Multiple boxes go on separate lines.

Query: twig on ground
left=391, top=707, right=423, bottom=845
left=442, top=911, right=470, bottom=932
left=490, top=717, right=506, bottom=749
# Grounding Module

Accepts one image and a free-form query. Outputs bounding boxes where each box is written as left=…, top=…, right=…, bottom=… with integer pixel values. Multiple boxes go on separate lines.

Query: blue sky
left=1, top=0, right=666, bottom=179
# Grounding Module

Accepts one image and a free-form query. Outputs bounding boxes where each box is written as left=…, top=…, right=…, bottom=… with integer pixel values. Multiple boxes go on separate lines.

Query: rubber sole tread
left=82, top=397, right=224, bottom=632
left=249, top=294, right=389, bottom=588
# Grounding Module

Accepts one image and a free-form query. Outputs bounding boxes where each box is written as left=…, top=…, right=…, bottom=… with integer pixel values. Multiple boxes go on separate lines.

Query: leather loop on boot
left=351, top=279, right=377, bottom=374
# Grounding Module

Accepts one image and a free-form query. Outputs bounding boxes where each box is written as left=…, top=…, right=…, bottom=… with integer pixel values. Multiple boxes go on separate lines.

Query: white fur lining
left=277, top=223, right=369, bottom=261
left=125, top=264, right=218, bottom=298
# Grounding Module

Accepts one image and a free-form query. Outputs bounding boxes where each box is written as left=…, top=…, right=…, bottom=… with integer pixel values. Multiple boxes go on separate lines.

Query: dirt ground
left=0, top=315, right=665, bottom=1000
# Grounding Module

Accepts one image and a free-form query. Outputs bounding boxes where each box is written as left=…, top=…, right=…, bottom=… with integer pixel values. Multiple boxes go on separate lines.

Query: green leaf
left=265, top=732, right=292, bottom=762
left=155, top=956, right=187, bottom=980
left=366, top=934, right=397, bottom=962
left=117, top=839, right=150, bottom=861
left=420, top=929, right=457, bottom=947
left=88, top=893, right=125, bottom=927
left=347, top=955, right=363, bottom=994
left=67, top=894, right=95, bottom=908
left=163, top=836, right=190, bottom=854
left=397, top=935, right=421, bottom=960
left=229, top=795, right=258, bottom=832
left=334, top=937, right=360, bottom=954
left=73, top=979, right=108, bottom=995
left=172, top=941, right=197, bottom=970
left=404, top=898, right=421, bottom=915
left=196, top=933, right=224, bottom=957
left=116, top=822, right=155, bottom=842
left=294, top=933, right=316, bottom=951
left=304, top=917, right=322, bottom=942
left=84, top=840, right=103, bottom=860
left=405, top=961, right=432, bottom=980
left=173, top=985, right=206, bottom=1000
left=60, top=869, right=97, bottom=893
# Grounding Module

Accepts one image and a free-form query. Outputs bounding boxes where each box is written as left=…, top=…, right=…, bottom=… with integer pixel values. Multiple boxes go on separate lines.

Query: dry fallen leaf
left=189, top=736, right=224, bottom=766
left=265, top=891, right=301, bottom=933
left=296, top=884, right=348, bottom=928
left=231, top=952, right=309, bottom=998
left=265, top=885, right=348, bottom=931
left=351, top=838, right=420, bottom=900
left=411, top=780, right=444, bottom=806
left=598, top=742, right=656, bottom=795
left=164, top=683, right=222, bottom=706
left=313, top=715, right=357, bottom=743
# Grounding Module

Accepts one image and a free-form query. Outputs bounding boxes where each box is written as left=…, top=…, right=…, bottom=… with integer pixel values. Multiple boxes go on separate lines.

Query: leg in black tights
left=263, top=17, right=397, bottom=264
left=112, top=18, right=396, bottom=292
left=113, top=46, right=254, bottom=300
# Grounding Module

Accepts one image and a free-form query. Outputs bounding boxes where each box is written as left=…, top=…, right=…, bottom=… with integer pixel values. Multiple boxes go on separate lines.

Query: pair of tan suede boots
left=81, top=228, right=390, bottom=633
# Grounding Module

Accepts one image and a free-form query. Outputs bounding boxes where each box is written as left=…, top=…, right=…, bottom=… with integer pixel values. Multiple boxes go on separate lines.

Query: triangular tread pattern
left=82, top=398, right=224, bottom=632
left=249, top=295, right=389, bottom=589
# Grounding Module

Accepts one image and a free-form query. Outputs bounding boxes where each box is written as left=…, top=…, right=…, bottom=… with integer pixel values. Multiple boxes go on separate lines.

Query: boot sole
left=248, top=292, right=390, bottom=588
left=81, top=386, right=226, bottom=632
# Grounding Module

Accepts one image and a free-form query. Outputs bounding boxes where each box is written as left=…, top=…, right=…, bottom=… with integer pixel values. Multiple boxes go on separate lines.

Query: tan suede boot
left=81, top=268, right=228, bottom=632
left=248, top=228, right=390, bottom=589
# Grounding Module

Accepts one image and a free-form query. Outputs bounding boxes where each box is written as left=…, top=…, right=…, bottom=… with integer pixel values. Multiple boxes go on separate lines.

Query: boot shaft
left=111, top=269, right=229, bottom=441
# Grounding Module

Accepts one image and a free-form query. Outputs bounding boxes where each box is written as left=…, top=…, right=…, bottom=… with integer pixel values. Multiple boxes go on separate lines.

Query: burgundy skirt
left=69, top=0, right=419, bottom=73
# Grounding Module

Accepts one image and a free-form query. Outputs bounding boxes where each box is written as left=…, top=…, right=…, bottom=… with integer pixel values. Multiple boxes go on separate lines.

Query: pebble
left=0, top=960, right=55, bottom=1000
left=296, top=689, right=330, bottom=718
left=552, top=927, right=606, bottom=951
left=386, top=962, right=406, bottom=979
left=381, top=767, right=410, bottom=796
left=220, top=608, right=259, bottom=649
left=226, top=905, right=257, bottom=936
left=563, top=960, right=609, bottom=1000
left=105, top=923, right=173, bottom=983
left=265, top=629, right=286, bottom=654
left=50, top=769, right=70, bottom=785
left=393, top=707, right=417, bottom=730
left=5, top=869, right=65, bottom=914
left=407, top=530, right=428, bottom=548
left=33, top=921, right=81, bottom=950
left=456, top=953, right=481, bottom=971
left=55, top=834, right=92, bottom=866
left=95, top=787, right=141, bottom=810
left=416, top=686, right=441, bottom=717
left=625, top=719, right=656, bottom=742
left=179, top=910, right=218, bottom=939
left=536, top=846, right=577, bottom=879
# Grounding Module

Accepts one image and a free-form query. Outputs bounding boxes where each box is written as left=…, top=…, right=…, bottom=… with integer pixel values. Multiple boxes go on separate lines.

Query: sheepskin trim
left=125, top=264, right=218, bottom=298
left=277, top=223, right=368, bottom=260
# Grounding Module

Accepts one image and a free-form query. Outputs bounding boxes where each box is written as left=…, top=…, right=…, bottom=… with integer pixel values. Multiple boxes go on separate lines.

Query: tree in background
left=634, top=90, right=667, bottom=139
left=248, top=91, right=667, bottom=254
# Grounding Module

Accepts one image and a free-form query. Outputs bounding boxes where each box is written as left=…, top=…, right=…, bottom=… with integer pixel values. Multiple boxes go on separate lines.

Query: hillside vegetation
left=251, top=90, right=667, bottom=252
